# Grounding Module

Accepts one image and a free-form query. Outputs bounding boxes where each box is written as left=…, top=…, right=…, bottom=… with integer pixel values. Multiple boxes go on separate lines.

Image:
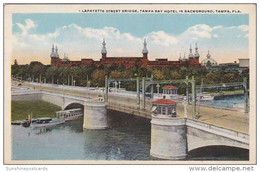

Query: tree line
left=11, top=61, right=249, bottom=94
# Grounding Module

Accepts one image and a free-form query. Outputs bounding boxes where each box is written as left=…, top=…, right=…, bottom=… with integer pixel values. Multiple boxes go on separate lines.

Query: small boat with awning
left=31, top=117, right=65, bottom=129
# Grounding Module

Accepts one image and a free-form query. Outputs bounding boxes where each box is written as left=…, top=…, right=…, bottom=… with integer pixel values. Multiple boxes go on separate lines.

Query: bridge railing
left=186, top=119, right=249, bottom=143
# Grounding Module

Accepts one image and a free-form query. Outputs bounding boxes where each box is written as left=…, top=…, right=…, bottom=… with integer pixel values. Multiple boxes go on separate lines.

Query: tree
left=45, top=66, right=58, bottom=83
left=153, top=69, right=165, bottom=80
left=14, top=59, right=18, bottom=65
left=91, top=70, right=106, bottom=87
left=110, top=70, right=122, bottom=79
left=171, top=71, right=182, bottom=80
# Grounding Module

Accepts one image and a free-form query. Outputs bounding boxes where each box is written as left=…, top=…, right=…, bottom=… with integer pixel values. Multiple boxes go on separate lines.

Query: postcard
left=3, top=3, right=256, bottom=165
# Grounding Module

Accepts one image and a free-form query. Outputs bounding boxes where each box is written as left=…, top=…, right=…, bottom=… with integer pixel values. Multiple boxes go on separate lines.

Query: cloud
left=184, top=24, right=224, bottom=39
left=238, top=25, right=249, bottom=32
left=213, top=34, right=218, bottom=38
left=146, top=31, right=178, bottom=46
left=16, top=19, right=36, bottom=36
left=12, top=19, right=249, bottom=64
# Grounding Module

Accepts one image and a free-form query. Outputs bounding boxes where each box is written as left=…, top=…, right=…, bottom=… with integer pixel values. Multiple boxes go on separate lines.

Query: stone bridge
left=12, top=90, right=108, bottom=129
left=12, top=89, right=249, bottom=160
left=151, top=117, right=249, bottom=160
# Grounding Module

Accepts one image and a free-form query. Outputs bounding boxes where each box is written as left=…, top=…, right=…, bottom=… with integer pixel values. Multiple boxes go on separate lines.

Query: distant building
left=201, top=50, right=218, bottom=68
left=50, top=40, right=201, bottom=69
left=238, top=59, right=249, bottom=68
left=209, top=60, right=248, bottom=73
left=162, top=85, right=178, bottom=95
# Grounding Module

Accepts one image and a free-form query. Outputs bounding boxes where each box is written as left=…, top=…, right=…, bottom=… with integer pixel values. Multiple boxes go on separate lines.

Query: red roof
left=152, top=99, right=176, bottom=104
left=162, top=85, right=178, bottom=89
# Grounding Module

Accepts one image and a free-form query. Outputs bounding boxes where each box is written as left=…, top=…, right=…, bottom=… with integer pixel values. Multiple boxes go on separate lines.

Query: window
left=157, top=106, right=161, bottom=114
left=162, top=107, right=166, bottom=115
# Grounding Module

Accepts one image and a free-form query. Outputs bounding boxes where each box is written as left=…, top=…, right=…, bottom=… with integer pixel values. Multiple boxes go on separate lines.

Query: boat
left=56, top=108, right=83, bottom=121
left=11, top=121, right=22, bottom=125
left=21, top=120, right=30, bottom=127
left=197, top=93, right=214, bottom=101
left=31, top=117, right=65, bottom=129
left=21, top=114, right=33, bottom=127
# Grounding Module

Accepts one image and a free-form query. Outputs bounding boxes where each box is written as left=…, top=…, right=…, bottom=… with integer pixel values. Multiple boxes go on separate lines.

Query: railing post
left=243, top=77, right=249, bottom=113
left=192, top=76, right=197, bottom=119
left=105, top=75, right=109, bottom=103
left=136, top=77, right=140, bottom=109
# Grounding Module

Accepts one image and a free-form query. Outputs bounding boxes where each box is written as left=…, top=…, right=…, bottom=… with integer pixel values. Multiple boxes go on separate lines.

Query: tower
left=188, top=44, right=193, bottom=59
left=179, top=53, right=182, bottom=61
left=193, top=43, right=200, bottom=64
left=55, top=45, right=59, bottom=58
left=142, top=38, right=148, bottom=59
left=206, top=50, right=211, bottom=59
left=194, top=43, right=200, bottom=59
left=101, top=39, right=107, bottom=59
left=50, top=44, right=56, bottom=58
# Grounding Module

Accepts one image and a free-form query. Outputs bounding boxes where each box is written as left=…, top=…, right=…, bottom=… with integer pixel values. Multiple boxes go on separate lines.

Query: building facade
left=51, top=39, right=201, bottom=69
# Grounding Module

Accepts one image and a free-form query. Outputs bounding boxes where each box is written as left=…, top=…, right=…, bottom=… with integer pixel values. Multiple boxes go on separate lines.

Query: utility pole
left=186, top=76, right=189, bottom=104
left=136, top=77, right=140, bottom=109
left=156, top=83, right=160, bottom=94
left=200, top=78, right=204, bottom=93
left=150, top=74, right=154, bottom=99
left=243, top=77, right=249, bottom=113
left=105, top=75, right=108, bottom=103
left=191, top=76, right=197, bottom=119
left=142, top=77, right=145, bottom=110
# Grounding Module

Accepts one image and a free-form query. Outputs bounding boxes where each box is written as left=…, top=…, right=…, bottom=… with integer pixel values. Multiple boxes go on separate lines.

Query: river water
left=200, top=95, right=245, bottom=108
left=12, top=109, right=248, bottom=161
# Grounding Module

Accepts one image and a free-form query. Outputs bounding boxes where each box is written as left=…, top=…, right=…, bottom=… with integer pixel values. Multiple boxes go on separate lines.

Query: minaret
left=179, top=53, right=182, bottom=61
left=188, top=44, right=193, bottom=58
left=50, top=44, right=56, bottom=58
left=194, top=43, right=200, bottom=59
left=206, top=50, right=211, bottom=59
left=55, top=45, right=59, bottom=58
left=101, top=39, right=107, bottom=59
left=142, top=38, right=148, bottom=59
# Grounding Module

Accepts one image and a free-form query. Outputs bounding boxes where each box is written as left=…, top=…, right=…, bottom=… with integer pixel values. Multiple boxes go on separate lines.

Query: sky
left=12, top=13, right=249, bottom=65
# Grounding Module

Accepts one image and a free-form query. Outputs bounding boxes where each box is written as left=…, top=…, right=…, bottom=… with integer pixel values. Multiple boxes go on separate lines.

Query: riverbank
left=11, top=100, right=61, bottom=121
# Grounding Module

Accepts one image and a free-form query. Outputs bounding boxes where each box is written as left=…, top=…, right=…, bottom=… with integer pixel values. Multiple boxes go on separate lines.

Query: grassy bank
left=11, top=101, right=61, bottom=121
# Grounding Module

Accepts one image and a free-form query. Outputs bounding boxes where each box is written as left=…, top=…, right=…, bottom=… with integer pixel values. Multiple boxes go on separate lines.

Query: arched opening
left=187, top=145, right=249, bottom=160
left=64, top=103, right=84, bottom=111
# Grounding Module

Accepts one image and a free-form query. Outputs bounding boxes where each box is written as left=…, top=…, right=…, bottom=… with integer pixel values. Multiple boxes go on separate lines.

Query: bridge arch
left=64, top=102, right=84, bottom=111
left=188, top=139, right=249, bottom=152
left=63, top=100, right=85, bottom=110
left=187, top=145, right=249, bottom=160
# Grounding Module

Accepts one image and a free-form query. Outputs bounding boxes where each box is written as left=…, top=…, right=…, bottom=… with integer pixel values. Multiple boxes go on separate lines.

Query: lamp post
left=118, top=81, right=121, bottom=89
left=114, top=81, right=118, bottom=91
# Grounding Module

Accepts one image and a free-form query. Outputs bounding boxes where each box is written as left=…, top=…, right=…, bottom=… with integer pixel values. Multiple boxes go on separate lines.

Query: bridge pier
left=150, top=117, right=187, bottom=160
left=83, top=101, right=108, bottom=129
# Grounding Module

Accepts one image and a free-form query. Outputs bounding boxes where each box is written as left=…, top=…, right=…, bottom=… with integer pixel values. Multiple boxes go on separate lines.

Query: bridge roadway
left=13, top=80, right=249, bottom=134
